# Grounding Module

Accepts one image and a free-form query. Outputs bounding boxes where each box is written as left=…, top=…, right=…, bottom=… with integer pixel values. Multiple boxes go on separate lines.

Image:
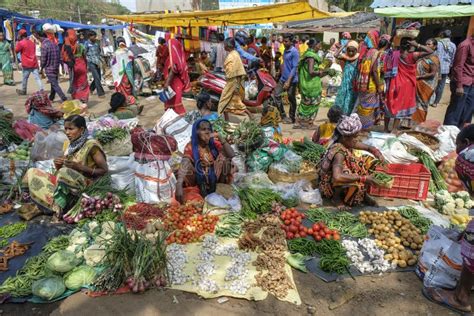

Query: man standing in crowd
left=274, top=33, right=299, bottom=124
left=443, top=35, right=474, bottom=128
left=433, top=29, right=457, bottom=107
left=16, top=29, right=43, bottom=95
left=85, top=31, right=105, bottom=98
left=210, top=33, right=226, bottom=72
left=41, top=23, right=67, bottom=102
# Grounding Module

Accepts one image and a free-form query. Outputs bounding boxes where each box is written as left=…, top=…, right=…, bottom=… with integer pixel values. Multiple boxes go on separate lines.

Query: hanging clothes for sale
left=3, top=20, right=13, bottom=41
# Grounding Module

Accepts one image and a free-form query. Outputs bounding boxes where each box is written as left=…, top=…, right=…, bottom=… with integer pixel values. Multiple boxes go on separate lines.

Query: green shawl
left=298, top=49, right=322, bottom=99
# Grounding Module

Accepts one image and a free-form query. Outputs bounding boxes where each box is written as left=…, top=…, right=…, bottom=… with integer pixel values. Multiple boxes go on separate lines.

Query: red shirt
left=15, top=38, right=38, bottom=69
left=451, top=37, right=474, bottom=89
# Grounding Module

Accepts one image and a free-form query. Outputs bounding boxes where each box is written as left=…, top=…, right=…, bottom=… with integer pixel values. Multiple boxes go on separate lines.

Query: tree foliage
left=327, top=0, right=373, bottom=12
left=0, top=0, right=130, bottom=24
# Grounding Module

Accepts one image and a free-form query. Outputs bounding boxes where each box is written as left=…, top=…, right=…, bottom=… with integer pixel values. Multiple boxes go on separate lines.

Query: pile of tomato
left=280, top=208, right=340, bottom=241
left=163, top=203, right=219, bottom=244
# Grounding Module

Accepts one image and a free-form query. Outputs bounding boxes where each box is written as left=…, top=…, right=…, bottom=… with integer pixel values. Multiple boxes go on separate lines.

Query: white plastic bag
left=108, top=154, right=137, bottom=194
left=434, top=126, right=460, bottom=161
left=417, top=225, right=462, bottom=289
left=398, top=133, right=436, bottom=160
left=134, top=159, right=176, bottom=203
left=381, top=138, right=418, bottom=164
left=274, top=180, right=308, bottom=200
left=154, top=109, right=192, bottom=153
left=298, top=186, right=322, bottom=205
left=30, top=130, right=67, bottom=161
left=34, top=160, right=55, bottom=173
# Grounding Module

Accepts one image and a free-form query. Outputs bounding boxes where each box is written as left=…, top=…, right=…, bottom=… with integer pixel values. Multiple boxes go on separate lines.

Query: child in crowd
left=312, top=106, right=343, bottom=146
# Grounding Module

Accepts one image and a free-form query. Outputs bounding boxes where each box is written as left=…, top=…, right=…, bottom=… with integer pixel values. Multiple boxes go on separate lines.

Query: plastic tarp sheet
left=169, top=237, right=301, bottom=305
left=12, top=16, right=126, bottom=30
left=374, top=5, right=474, bottom=18
left=0, top=213, right=71, bottom=285
left=108, top=0, right=353, bottom=27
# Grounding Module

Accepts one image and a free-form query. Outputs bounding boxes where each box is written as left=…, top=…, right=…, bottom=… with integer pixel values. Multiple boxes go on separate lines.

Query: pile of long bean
left=287, top=238, right=319, bottom=256
left=314, top=239, right=350, bottom=274
left=291, top=138, right=326, bottom=165
left=398, top=206, right=432, bottom=234
left=306, top=208, right=368, bottom=238
left=0, top=222, right=28, bottom=248
left=215, top=212, right=246, bottom=238
left=372, top=172, right=394, bottom=188
left=236, top=187, right=282, bottom=218
left=0, top=235, right=69, bottom=297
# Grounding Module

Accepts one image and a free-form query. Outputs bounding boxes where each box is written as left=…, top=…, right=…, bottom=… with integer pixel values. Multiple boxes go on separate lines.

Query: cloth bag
left=154, top=109, right=191, bottom=153
left=108, top=154, right=137, bottom=194
left=134, top=159, right=176, bottom=204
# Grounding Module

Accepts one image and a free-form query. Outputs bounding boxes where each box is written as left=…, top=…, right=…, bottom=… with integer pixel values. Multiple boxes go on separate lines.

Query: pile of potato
left=359, top=210, right=423, bottom=268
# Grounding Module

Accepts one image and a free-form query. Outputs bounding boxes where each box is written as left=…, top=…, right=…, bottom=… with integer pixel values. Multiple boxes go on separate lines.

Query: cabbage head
left=64, top=265, right=97, bottom=291
left=46, top=250, right=78, bottom=273
left=32, top=277, right=66, bottom=301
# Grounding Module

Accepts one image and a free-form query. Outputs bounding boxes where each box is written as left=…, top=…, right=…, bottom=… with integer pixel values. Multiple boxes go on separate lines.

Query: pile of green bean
left=398, top=206, right=432, bottom=235
left=0, top=222, right=28, bottom=248
left=314, top=239, right=350, bottom=274
left=287, top=238, right=319, bottom=256
left=215, top=212, right=246, bottom=238
left=306, top=208, right=369, bottom=238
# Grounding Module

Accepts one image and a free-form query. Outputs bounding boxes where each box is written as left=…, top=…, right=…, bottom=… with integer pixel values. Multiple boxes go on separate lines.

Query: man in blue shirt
left=274, top=33, right=299, bottom=123
left=85, top=31, right=105, bottom=98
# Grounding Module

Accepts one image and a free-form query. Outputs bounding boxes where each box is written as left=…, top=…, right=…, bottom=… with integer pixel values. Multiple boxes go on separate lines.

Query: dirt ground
left=0, top=73, right=470, bottom=316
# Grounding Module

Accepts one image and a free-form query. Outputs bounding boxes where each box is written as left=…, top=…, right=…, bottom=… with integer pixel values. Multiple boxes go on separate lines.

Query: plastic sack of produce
left=131, top=128, right=177, bottom=160
left=273, top=180, right=309, bottom=200
left=416, top=225, right=462, bottom=289
left=108, top=154, right=137, bottom=194
left=30, top=129, right=67, bottom=161
left=34, top=159, right=55, bottom=173
left=60, top=100, right=87, bottom=118
left=233, top=171, right=274, bottom=189
left=246, top=149, right=273, bottom=172
left=434, top=126, right=459, bottom=161
left=381, top=138, right=418, bottom=164
left=13, top=119, right=41, bottom=142
left=398, top=133, right=435, bottom=160
left=95, top=128, right=133, bottom=157
left=438, top=151, right=464, bottom=193
left=154, top=109, right=192, bottom=153
left=135, top=159, right=177, bottom=203
left=280, top=150, right=302, bottom=173
left=298, top=186, right=322, bottom=205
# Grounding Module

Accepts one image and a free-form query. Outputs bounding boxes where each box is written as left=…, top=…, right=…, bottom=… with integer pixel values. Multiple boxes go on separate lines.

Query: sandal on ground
left=422, top=287, right=471, bottom=315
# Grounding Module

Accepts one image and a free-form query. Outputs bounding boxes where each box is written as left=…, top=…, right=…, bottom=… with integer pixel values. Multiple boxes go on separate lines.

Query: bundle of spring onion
left=413, top=151, right=447, bottom=192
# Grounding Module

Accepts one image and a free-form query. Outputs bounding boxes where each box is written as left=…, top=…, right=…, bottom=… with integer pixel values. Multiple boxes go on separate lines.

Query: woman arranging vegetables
left=175, top=119, right=235, bottom=204
left=25, top=115, right=108, bottom=218
left=108, top=92, right=141, bottom=120
left=319, top=113, right=384, bottom=210
left=25, top=90, right=64, bottom=129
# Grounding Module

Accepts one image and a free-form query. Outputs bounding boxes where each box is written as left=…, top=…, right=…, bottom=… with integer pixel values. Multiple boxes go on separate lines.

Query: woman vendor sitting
left=109, top=92, right=141, bottom=120
left=175, top=119, right=234, bottom=204
left=25, top=91, right=64, bottom=129
left=25, top=115, right=108, bottom=217
left=184, top=92, right=218, bottom=124
left=319, top=113, right=384, bottom=209
left=260, top=105, right=283, bottom=143
left=312, top=106, right=343, bottom=146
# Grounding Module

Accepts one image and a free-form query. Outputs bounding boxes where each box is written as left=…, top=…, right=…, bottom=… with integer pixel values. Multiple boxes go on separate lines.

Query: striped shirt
left=437, top=38, right=457, bottom=75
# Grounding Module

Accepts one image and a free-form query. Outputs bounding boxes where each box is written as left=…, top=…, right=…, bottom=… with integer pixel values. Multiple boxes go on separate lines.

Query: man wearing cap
left=40, top=23, right=67, bottom=102
left=16, top=29, right=44, bottom=95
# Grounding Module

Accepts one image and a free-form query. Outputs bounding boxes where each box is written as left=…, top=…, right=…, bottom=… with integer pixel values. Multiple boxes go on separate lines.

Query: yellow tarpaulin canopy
left=108, top=0, right=352, bottom=27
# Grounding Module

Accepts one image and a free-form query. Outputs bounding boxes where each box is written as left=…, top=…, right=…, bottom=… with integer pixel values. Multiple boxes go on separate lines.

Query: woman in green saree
left=25, top=115, right=108, bottom=219
left=295, top=39, right=326, bottom=129
left=0, top=31, right=15, bottom=86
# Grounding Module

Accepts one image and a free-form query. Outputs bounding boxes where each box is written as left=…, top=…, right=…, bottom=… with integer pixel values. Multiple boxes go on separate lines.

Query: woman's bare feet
left=423, top=287, right=471, bottom=314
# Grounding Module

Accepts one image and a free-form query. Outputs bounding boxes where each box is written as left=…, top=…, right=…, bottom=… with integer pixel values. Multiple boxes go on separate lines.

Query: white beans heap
left=166, top=244, right=192, bottom=285
left=225, top=279, right=251, bottom=295
left=195, top=278, right=220, bottom=293
left=342, top=238, right=392, bottom=274
left=196, top=262, right=216, bottom=277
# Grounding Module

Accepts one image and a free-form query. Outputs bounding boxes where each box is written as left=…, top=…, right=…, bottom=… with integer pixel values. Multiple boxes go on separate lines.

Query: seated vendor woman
left=175, top=119, right=234, bottom=204
left=319, top=113, right=384, bottom=210
left=25, top=90, right=64, bottom=129
left=108, top=92, right=141, bottom=119
left=184, top=92, right=218, bottom=124
left=25, top=115, right=108, bottom=218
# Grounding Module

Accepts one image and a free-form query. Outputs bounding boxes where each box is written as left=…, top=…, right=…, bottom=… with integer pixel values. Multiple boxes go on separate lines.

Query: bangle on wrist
left=360, top=176, right=367, bottom=183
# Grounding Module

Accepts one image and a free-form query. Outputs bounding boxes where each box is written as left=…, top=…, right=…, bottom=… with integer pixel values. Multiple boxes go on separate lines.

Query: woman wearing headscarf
left=111, top=37, right=138, bottom=106
left=25, top=115, right=108, bottom=218
left=108, top=92, right=139, bottom=120
left=295, top=39, right=325, bottom=128
left=62, top=29, right=89, bottom=102
left=175, top=119, right=235, bottom=204
left=163, top=35, right=191, bottom=115
left=0, top=31, right=15, bottom=86
left=25, top=90, right=64, bottom=129
left=335, top=40, right=359, bottom=115
left=412, top=38, right=440, bottom=124
left=353, top=30, right=384, bottom=129
left=319, top=113, right=384, bottom=209
left=384, top=37, right=433, bottom=132
left=184, top=92, right=218, bottom=124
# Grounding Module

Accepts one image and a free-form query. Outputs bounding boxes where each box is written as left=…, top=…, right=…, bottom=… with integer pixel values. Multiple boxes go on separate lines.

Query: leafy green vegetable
left=46, top=251, right=78, bottom=273
left=286, top=253, right=308, bottom=272
left=32, top=276, right=66, bottom=301
left=95, top=128, right=128, bottom=146
left=64, top=266, right=97, bottom=291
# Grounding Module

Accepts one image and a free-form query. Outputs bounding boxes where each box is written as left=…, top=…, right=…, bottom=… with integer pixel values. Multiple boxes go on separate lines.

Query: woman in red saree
left=384, top=38, right=433, bottom=132
left=163, top=36, right=191, bottom=115
left=62, top=29, right=89, bottom=102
